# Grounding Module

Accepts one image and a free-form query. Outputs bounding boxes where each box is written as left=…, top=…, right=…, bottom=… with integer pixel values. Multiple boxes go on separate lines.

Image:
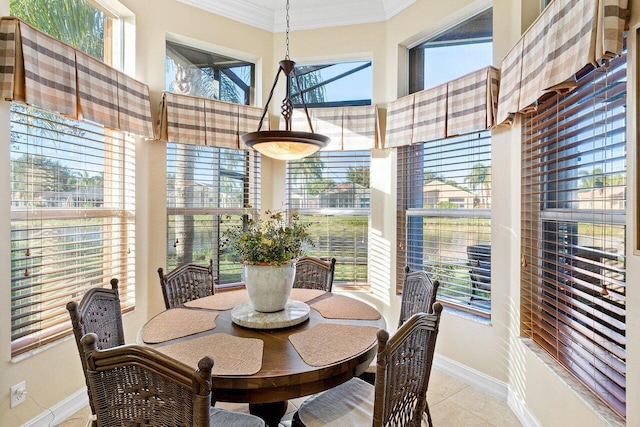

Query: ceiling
left=177, top=0, right=417, bottom=32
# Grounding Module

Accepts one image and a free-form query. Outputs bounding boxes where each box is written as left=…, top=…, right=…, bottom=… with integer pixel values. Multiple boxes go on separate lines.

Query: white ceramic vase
left=243, top=262, right=296, bottom=312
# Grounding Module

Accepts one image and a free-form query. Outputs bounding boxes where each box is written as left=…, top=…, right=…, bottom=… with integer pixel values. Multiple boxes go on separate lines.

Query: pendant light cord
left=285, top=0, right=290, bottom=60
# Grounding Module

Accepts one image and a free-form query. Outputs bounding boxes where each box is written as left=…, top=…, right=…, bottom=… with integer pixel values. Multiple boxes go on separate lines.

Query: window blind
left=287, top=150, right=370, bottom=287
left=166, top=143, right=261, bottom=287
left=397, top=131, right=491, bottom=317
left=10, top=103, right=135, bottom=356
left=521, top=51, right=626, bottom=417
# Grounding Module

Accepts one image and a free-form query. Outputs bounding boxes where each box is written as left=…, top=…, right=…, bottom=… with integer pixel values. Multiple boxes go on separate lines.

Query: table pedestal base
left=249, top=400, right=288, bottom=427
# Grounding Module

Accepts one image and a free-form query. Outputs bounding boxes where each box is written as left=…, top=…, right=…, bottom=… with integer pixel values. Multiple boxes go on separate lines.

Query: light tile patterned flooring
left=58, top=369, right=522, bottom=427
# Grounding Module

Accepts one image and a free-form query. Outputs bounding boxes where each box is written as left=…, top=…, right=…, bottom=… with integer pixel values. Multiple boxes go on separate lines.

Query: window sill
left=11, top=334, right=75, bottom=364
left=521, top=338, right=625, bottom=427
left=442, top=304, right=492, bottom=325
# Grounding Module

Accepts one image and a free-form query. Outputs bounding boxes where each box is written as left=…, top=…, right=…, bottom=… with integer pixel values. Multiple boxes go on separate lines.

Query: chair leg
left=291, top=411, right=305, bottom=427
left=359, top=370, right=376, bottom=385
left=425, top=402, right=433, bottom=427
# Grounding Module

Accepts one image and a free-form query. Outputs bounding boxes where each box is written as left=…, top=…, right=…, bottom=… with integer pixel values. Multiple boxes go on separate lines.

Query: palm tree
left=346, top=166, right=370, bottom=188
left=10, top=0, right=106, bottom=60
left=465, top=163, right=491, bottom=207
left=292, top=156, right=326, bottom=206
left=290, top=66, right=327, bottom=105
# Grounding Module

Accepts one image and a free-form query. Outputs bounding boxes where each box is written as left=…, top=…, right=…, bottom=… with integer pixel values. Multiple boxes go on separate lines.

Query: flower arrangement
left=222, top=210, right=313, bottom=265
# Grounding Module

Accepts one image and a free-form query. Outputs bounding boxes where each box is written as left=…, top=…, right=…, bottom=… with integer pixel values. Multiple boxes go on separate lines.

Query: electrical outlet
left=10, top=381, right=26, bottom=408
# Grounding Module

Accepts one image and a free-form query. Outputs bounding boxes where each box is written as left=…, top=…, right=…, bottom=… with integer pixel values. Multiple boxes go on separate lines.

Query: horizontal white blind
left=397, top=132, right=491, bottom=316
left=166, top=143, right=260, bottom=287
left=10, top=103, right=135, bottom=356
left=521, top=51, right=627, bottom=417
left=286, top=151, right=370, bottom=287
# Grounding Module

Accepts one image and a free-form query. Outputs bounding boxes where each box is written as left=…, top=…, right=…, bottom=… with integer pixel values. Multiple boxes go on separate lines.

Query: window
left=9, top=0, right=133, bottom=356
left=408, top=8, right=492, bottom=93
left=166, top=145, right=260, bottom=286
left=166, top=40, right=254, bottom=105
left=164, top=44, right=259, bottom=285
left=10, top=0, right=121, bottom=66
left=521, top=52, right=627, bottom=417
left=286, top=59, right=373, bottom=287
left=398, top=133, right=491, bottom=316
left=287, top=151, right=370, bottom=287
left=290, top=60, right=372, bottom=107
left=398, top=8, right=493, bottom=315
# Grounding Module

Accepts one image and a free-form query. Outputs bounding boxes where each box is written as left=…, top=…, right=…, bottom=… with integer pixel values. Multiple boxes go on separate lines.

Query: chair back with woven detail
left=157, top=259, right=214, bottom=309
left=81, top=333, right=264, bottom=427
left=292, top=304, right=443, bottom=427
left=66, top=278, right=125, bottom=426
left=398, top=265, right=440, bottom=328
left=81, top=333, right=213, bottom=427
left=374, top=304, right=443, bottom=427
left=293, top=256, right=336, bottom=292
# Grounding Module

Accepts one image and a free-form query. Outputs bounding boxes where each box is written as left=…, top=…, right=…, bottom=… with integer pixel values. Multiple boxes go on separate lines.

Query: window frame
left=163, top=42, right=260, bottom=287
left=399, top=9, right=493, bottom=315
left=8, top=0, right=133, bottom=357
left=286, top=150, right=372, bottom=287
left=285, top=58, right=373, bottom=288
left=520, top=52, right=627, bottom=417
left=165, top=143, right=261, bottom=288
left=397, top=132, right=492, bottom=316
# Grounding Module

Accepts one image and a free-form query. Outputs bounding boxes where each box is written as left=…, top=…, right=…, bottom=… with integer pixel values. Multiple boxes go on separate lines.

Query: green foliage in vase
left=222, top=210, right=313, bottom=265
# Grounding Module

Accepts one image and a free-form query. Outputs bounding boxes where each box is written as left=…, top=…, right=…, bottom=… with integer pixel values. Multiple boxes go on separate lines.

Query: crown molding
left=383, top=0, right=416, bottom=19
left=178, top=0, right=416, bottom=32
left=177, top=0, right=275, bottom=32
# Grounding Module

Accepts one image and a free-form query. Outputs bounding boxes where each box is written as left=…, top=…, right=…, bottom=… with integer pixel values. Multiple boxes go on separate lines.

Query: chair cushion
left=210, top=407, right=265, bottom=427
left=298, top=377, right=374, bottom=427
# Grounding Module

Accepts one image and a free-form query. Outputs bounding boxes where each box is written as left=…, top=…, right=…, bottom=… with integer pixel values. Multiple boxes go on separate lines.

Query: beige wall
left=1, top=0, right=638, bottom=426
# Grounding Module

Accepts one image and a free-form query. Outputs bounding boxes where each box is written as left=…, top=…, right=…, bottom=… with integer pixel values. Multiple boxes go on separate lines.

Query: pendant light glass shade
left=243, top=130, right=330, bottom=160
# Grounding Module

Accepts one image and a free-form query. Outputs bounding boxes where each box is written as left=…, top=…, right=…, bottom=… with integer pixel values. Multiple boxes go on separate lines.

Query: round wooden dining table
left=137, top=289, right=386, bottom=427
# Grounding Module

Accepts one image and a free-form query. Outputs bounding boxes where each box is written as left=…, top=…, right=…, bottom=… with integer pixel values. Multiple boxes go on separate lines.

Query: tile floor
left=58, top=369, right=522, bottom=427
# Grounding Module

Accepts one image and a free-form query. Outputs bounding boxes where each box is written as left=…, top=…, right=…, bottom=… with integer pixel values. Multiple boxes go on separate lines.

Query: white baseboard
left=433, top=354, right=540, bottom=427
left=23, top=388, right=88, bottom=427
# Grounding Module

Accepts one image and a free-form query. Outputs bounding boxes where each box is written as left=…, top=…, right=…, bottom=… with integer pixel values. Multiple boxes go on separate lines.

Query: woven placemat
left=142, top=308, right=218, bottom=344
left=184, top=290, right=249, bottom=311
left=289, top=288, right=326, bottom=303
left=289, top=324, right=379, bottom=367
left=160, top=333, right=264, bottom=375
left=311, top=295, right=382, bottom=320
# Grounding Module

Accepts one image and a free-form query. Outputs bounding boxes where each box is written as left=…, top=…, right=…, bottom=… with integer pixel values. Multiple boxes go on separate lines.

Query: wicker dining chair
left=398, top=265, right=440, bottom=327
left=292, top=304, right=443, bottom=427
left=157, top=259, right=215, bottom=309
left=292, top=256, right=336, bottom=292
left=80, top=333, right=265, bottom=427
left=66, top=278, right=125, bottom=427
left=361, top=265, right=440, bottom=382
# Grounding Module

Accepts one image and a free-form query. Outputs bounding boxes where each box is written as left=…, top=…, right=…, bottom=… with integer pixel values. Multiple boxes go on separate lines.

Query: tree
left=465, top=163, right=491, bottom=207
left=291, top=156, right=327, bottom=202
left=290, top=66, right=326, bottom=105
left=11, top=154, right=77, bottom=206
left=579, top=168, right=625, bottom=188
left=10, top=0, right=106, bottom=60
left=346, top=166, right=370, bottom=188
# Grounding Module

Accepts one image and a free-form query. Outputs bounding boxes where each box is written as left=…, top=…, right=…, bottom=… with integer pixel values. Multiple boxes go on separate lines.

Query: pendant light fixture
left=240, top=0, right=330, bottom=161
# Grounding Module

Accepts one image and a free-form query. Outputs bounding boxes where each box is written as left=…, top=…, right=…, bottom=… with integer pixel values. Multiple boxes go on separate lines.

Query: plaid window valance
left=496, top=0, right=629, bottom=125
left=385, top=66, right=499, bottom=148
left=285, top=105, right=379, bottom=151
left=156, top=91, right=267, bottom=149
left=0, top=17, right=154, bottom=138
